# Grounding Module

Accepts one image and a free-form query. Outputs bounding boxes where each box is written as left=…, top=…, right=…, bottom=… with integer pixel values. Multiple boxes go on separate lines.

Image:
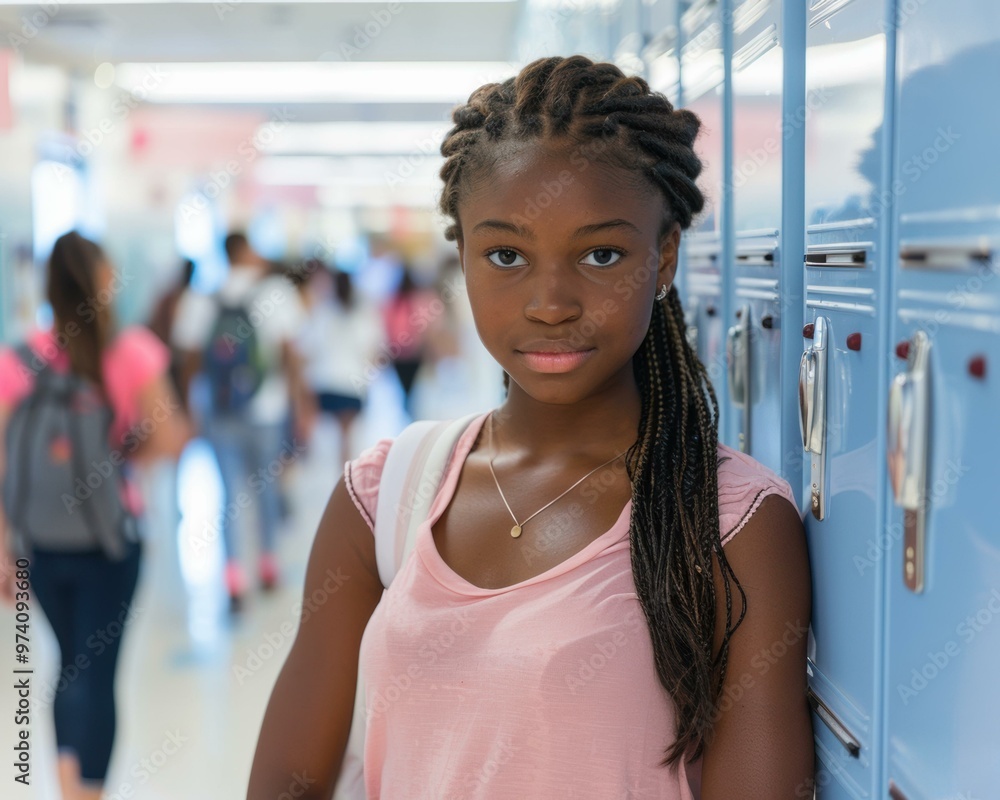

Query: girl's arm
left=700, top=494, right=815, bottom=798
left=246, top=477, right=384, bottom=799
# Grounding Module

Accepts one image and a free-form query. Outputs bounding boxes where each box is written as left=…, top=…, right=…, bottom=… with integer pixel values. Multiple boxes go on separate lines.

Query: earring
left=655, top=284, right=668, bottom=301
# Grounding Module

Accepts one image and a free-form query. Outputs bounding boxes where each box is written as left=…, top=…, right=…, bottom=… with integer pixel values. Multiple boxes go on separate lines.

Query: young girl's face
left=457, top=138, right=680, bottom=406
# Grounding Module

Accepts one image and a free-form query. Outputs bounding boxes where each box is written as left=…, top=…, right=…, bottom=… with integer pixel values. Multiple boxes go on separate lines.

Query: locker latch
left=798, top=316, right=828, bottom=520
left=887, top=330, right=932, bottom=593
left=726, top=303, right=752, bottom=453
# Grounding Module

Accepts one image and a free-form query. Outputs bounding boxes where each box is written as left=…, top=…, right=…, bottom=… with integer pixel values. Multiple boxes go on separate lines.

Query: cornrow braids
left=439, top=55, right=746, bottom=766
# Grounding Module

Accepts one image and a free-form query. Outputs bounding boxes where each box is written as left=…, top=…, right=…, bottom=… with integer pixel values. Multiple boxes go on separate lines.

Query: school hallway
left=0, top=370, right=486, bottom=800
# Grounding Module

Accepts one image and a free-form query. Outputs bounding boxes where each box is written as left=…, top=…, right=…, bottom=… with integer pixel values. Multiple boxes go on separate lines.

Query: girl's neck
left=494, top=374, right=642, bottom=461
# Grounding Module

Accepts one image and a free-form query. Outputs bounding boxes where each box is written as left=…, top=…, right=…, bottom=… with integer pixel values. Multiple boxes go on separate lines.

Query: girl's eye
left=581, top=248, right=624, bottom=267
left=486, top=249, right=527, bottom=268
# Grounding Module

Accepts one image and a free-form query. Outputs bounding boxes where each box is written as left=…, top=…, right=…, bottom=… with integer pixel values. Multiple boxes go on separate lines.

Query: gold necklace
left=487, top=412, right=628, bottom=538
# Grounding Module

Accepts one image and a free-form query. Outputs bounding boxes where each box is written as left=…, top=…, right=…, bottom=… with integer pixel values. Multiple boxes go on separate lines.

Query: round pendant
left=510, top=524, right=522, bottom=539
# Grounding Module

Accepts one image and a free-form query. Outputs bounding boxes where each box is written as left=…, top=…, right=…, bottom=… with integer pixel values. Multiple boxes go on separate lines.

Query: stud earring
left=655, top=284, right=668, bottom=301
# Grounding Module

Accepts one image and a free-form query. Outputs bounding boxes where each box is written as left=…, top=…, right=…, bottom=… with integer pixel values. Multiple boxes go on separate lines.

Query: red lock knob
left=847, top=332, right=862, bottom=351
left=895, top=341, right=910, bottom=360
left=969, top=355, right=986, bottom=379
left=803, top=323, right=815, bottom=339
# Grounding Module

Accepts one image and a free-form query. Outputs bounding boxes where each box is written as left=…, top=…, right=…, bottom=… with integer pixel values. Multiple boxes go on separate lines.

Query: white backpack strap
left=335, top=412, right=481, bottom=800
left=373, top=412, right=482, bottom=588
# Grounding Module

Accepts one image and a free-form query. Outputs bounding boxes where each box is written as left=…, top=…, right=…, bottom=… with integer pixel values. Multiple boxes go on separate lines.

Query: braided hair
left=439, top=55, right=746, bottom=766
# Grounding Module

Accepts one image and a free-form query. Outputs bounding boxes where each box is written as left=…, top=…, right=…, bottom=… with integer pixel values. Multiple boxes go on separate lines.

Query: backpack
left=333, top=412, right=481, bottom=800
left=202, top=294, right=268, bottom=416
left=2, top=343, right=137, bottom=561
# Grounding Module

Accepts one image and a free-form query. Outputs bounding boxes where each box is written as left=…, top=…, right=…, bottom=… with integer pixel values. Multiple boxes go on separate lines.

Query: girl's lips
left=516, top=349, right=595, bottom=373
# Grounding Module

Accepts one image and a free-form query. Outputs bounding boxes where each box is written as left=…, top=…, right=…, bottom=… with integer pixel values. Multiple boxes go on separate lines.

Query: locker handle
left=886, top=331, right=932, bottom=593
left=726, top=304, right=752, bottom=453
left=807, top=687, right=860, bottom=758
left=798, top=349, right=814, bottom=449
left=803, top=250, right=867, bottom=268
left=899, top=244, right=992, bottom=271
left=886, top=332, right=930, bottom=511
left=799, top=317, right=828, bottom=520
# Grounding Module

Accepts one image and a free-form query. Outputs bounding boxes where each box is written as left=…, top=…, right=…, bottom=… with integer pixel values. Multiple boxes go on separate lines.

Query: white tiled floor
left=0, top=362, right=497, bottom=800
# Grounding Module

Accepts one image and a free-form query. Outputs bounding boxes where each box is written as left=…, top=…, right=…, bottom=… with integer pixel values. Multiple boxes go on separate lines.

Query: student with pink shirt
left=0, top=231, right=190, bottom=800
left=249, top=57, right=814, bottom=799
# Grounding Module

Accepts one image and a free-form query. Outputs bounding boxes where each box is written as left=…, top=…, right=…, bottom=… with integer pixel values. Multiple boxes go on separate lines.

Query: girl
left=0, top=231, right=190, bottom=800
left=249, top=56, right=813, bottom=798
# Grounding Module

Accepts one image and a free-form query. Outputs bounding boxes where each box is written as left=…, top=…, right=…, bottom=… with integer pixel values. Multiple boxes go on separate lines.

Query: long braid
left=440, top=55, right=746, bottom=765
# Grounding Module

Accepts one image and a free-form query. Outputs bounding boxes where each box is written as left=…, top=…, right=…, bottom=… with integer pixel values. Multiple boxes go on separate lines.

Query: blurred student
left=297, top=265, right=383, bottom=468
left=147, top=257, right=196, bottom=408
left=0, top=231, right=190, bottom=800
left=382, top=264, right=438, bottom=419
left=172, top=232, right=313, bottom=611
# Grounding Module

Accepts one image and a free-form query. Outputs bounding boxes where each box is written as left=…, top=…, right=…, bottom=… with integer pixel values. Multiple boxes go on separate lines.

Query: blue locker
left=728, top=0, right=793, bottom=476
left=679, top=0, right=730, bottom=442
left=883, top=0, right=1000, bottom=796
left=800, top=1, right=897, bottom=797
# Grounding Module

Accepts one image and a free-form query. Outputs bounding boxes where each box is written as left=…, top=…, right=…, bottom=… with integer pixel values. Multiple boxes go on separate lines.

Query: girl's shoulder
left=716, top=442, right=800, bottom=547
left=343, top=437, right=394, bottom=531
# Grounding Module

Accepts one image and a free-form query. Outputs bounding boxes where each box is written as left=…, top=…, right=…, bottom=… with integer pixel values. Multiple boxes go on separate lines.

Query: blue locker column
left=883, top=1, right=1000, bottom=796
left=728, top=0, right=805, bottom=483
left=678, top=0, right=730, bottom=442
left=799, top=2, right=896, bottom=798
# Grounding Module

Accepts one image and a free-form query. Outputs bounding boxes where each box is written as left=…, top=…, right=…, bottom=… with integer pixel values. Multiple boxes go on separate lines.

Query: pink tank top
left=344, top=411, right=798, bottom=799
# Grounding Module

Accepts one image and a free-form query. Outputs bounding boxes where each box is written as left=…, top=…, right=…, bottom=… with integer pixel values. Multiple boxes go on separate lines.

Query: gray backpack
left=2, top=343, right=137, bottom=560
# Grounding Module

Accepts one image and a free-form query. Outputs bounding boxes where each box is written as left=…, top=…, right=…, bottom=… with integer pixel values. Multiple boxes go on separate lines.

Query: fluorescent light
left=113, top=61, right=518, bottom=104
left=258, top=121, right=450, bottom=156
left=254, top=155, right=441, bottom=186
left=0, top=0, right=512, bottom=4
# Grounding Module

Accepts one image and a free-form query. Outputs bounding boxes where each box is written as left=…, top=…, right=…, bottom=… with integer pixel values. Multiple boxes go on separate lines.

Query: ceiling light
left=113, top=61, right=518, bottom=104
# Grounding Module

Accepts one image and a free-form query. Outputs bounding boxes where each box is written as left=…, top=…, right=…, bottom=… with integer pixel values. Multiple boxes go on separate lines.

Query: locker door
left=684, top=238, right=726, bottom=440
left=883, top=0, right=1000, bottom=796
left=800, top=2, right=896, bottom=798
left=728, top=0, right=787, bottom=475
left=680, top=0, right=728, bottom=434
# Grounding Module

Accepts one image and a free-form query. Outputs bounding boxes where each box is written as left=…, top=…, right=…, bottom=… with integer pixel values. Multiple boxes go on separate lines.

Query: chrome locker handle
left=801, top=317, right=828, bottom=520
left=727, top=323, right=744, bottom=407
left=887, top=330, right=931, bottom=592
left=798, top=349, right=814, bottom=449
left=726, top=304, right=752, bottom=453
